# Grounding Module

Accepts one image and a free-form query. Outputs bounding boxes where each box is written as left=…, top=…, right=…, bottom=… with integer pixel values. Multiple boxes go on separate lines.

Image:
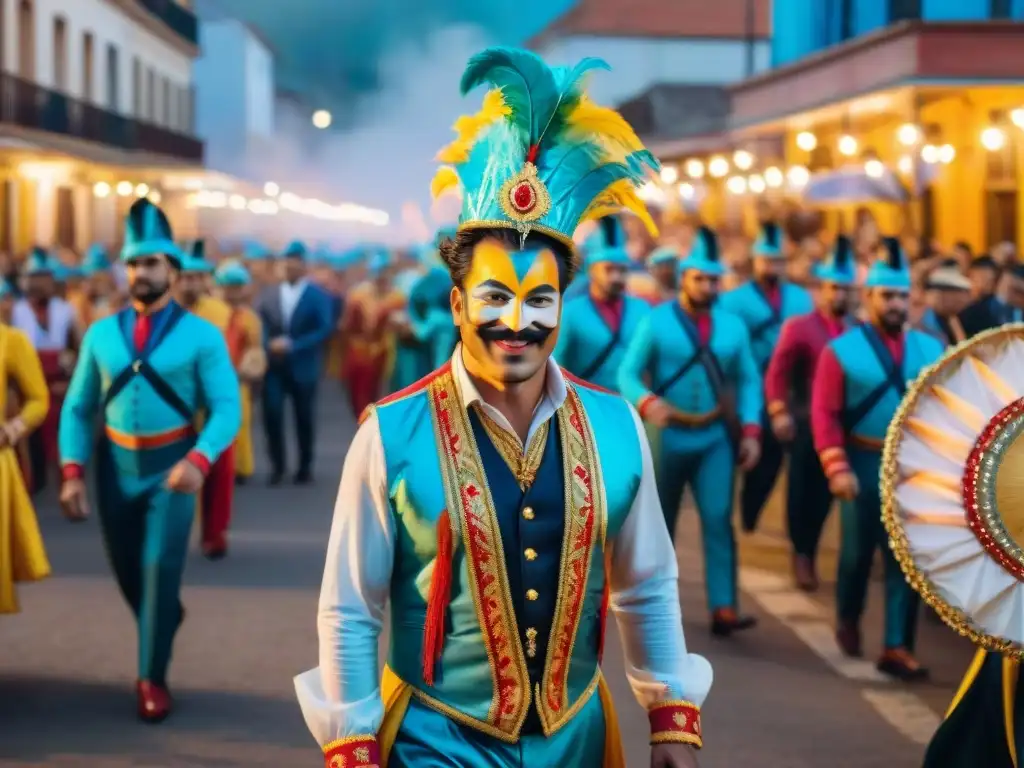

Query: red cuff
left=767, top=400, right=788, bottom=418
left=62, top=463, right=84, bottom=481
left=323, top=736, right=379, bottom=767
left=649, top=700, right=703, bottom=748
left=742, top=424, right=761, bottom=441
left=637, top=394, right=658, bottom=419
left=186, top=450, right=212, bottom=476
left=819, top=447, right=850, bottom=479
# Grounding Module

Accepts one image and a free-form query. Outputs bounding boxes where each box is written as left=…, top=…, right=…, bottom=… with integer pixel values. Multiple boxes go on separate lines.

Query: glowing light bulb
left=660, top=165, right=678, bottom=184
left=678, top=182, right=694, bottom=199
left=229, top=194, right=246, bottom=210
left=134, top=183, right=149, bottom=197
left=897, top=123, right=919, bottom=146
left=981, top=127, right=1005, bottom=151
left=763, top=167, right=783, bottom=187
left=748, top=174, right=766, bottom=194
left=921, top=144, right=939, bottom=164
left=726, top=176, right=747, bottom=195
left=938, top=144, right=955, bottom=164
left=796, top=131, right=817, bottom=151
left=149, top=190, right=161, bottom=203
left=116, top=181, right=133, bottom=196
left=1012, top=109, right=1024, bottom=129
left=312, top=109, right=332, bottom=129
left=864, top=159, right=885, bottom=179
left=93, top=181, right=110, bottom=198
left=685, top=159, right=705, bottom=178
left=733, top=150, right=754, bottom=171
left=264, top=182, right=280, bottom=197
left=708, top=156, right=729, bottom=178
left=897, top=155, right=913, bottom=175
left=787, top=165, right=810, bottom=188
left=838, top=135, right=858, bottom=156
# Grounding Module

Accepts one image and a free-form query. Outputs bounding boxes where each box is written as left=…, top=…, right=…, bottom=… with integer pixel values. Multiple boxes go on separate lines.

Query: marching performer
left=0, top=294, right=51, bottom=614
left=339, top=250, right=396, bottom=418
left=72, top=244, right=120, bottom=330
left=405, top=233, right=457, bottom=371
left=13, top=248, right=78, bottom=491
left=645, top=245, right=681, bottom=304
left=619, top=225, right=762, bottom=636
left=555, top=215, right=651, bottom=392
left=214, top=259, right=266, bottom=486
left=176, top=242, right=237, bottom=558
left=810, top=237, right=942, bottom=679
left=295, top=47, right=710, bottom=768
left=58, top=199, right=240, bottom=720
left=719, top=222, right=813, bottom=532
left=764, top=236, right=858, bottom=591
left=882, top=323, right=1024, bottom=767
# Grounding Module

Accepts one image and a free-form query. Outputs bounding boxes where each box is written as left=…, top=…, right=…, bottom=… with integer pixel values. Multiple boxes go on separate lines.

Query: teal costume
left=405, top=239, right=457, bottom=374
left=58, top=199, right=241, bottom=686
left=824, top=239, right=942, bottom=652
left=555, top=216, right=650, bottom=392
left=719, top=222, right=813, bottom=532
left=81, top=244, right=111, bottom=275
left=619, top=226, right=762, bottom=611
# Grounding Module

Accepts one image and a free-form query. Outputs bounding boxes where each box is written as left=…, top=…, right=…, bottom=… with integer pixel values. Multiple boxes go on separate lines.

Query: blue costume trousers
left=96, top=442, right=195, bottom=685
left=836, top=449, right=919, bottom=649
left=262, top=369, right=317, bottom=476
left=654, top=421, right=737, bottom=610
left=389, top=693, right=606, bottom=767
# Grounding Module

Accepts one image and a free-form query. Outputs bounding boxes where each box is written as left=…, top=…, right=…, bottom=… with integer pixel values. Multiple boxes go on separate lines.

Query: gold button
left=525, top=548, right=537, bottom=561
left=526, top=589, right=538, bottom=601
left=522, top=507, right=535, bottom=520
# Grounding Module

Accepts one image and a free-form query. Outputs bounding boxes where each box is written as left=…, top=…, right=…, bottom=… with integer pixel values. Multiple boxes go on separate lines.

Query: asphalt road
left=0, top=386, right=975, bottom=767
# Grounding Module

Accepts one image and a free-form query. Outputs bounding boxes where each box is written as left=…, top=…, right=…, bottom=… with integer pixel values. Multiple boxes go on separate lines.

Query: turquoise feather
left=460, top=47, right=559, bottom=141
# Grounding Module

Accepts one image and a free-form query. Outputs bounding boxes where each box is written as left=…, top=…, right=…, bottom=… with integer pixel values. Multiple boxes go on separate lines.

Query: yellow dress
left=0, top=325, right=51, bottom=614
left=225, top=306, right=263, bottom=478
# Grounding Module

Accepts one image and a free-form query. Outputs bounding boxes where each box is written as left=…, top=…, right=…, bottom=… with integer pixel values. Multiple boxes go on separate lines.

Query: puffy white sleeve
left=607, top=403, right=713, bottom=745
left=294, top=409, right=395, bottom=747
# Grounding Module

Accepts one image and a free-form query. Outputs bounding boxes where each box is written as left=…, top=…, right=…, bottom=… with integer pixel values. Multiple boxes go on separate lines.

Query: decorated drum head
left=883, top=324, right=1024, bottom=656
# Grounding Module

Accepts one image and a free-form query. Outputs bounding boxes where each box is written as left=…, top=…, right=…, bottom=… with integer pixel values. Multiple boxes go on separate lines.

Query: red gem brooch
left=499, top=162, right=551, bottom=232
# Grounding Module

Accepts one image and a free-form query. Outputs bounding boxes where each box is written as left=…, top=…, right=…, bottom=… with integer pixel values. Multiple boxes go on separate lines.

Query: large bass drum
left=883, top=323, right=1024, bottom=657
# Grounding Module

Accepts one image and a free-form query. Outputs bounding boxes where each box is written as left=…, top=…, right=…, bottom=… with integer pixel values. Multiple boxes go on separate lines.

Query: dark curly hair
left=438, top=227, right=578, bottom=292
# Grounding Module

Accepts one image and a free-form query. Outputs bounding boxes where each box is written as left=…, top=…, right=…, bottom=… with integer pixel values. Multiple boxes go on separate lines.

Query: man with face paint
left=718, top=221, right=813, bottom=533
left=58, top=198, right=241, bottom=721
left=811, top=237, right=943, bottom=680
left=765, top=235, right=859, bottom=592
left=619, top=225, right=762, bottom=637
left=554, top=215, right=651, bottom=393
left=13, top=248, right=79, bottom=492
left=296, top=48, right=710, bottom=768
left=176, top=242, right=239, bottom=559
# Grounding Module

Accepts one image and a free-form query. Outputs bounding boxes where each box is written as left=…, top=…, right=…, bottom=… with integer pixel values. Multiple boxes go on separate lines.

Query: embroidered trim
left=537, top=383, right=606, bottom=735
left=426, top=369, right=530, bottom=738
left=649, top=700, right=703, bottom=748
left=323, top=735, right=379, bottom=767
left=475, top=405, right=549, bottom=490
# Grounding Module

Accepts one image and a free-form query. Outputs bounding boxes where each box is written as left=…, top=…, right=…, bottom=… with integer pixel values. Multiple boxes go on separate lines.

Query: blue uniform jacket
left=718, top=281, right=813, bottom=371
left=256, top=282, right=335, bottom=384
left=554, top=293, right=650, bottom=392
left=619, top=302, right=762, bottom=428
left=59, top=302, right=242, bottom=469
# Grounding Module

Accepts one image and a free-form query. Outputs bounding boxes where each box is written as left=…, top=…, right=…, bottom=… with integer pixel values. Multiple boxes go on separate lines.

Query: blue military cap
left=865, top=236, right=911, bottom=291
left=583, top=215, right=632, bottom=269
left=814, top=235, right=857, bottom=286
left=647, top=245, right=681, bottom=267
left=122, top=198, right=183, bottom=266
left=214, top=259, right=251, bottom=287
left=24, top=246, right=54, bottom=275
left=81, top=244, right=111, bottom=275
left=282, top=240, right=307, bottom=259
left=677, top=226, right=725, bottom=277
left=752, top=221, right=784, bottom=259
left=180, top=239, right=214, bottom=274
left=243, top=241, right=272, bottom=261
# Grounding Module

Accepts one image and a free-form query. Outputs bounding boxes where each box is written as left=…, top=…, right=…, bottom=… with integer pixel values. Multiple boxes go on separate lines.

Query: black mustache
left=477, top=320, right=552, bottom=345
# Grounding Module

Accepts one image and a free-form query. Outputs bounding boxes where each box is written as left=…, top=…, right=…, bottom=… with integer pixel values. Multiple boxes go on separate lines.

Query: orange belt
left=850, top=434, right=885, bottom=452
left=105, top=424, right=194, bottom=450
left=667, top=407, right=722, bottom=428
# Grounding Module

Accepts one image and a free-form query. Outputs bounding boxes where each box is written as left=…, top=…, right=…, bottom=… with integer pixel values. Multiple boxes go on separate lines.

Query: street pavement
left=0, top=386, right=976, bottom=767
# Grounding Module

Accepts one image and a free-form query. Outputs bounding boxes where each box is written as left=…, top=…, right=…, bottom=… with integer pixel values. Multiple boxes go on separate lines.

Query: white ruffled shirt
left=294, top=346, right=713, bottom=745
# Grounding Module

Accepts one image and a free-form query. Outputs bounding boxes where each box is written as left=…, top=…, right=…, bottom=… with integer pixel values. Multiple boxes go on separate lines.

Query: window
left=52, top=16, right=66, bottom=90
left=146, top=67, right=155, bottom=120
left=105, top=44, right=118, bottom=111
left=131, top=57, right=141, bottom=116
left=992, top=0, right=1012, bottom=18
left=889, top=0, right=921, bottom=22
left=82, top=32, right=94, bottom=101
left=17, top=0, right=34, bottom=79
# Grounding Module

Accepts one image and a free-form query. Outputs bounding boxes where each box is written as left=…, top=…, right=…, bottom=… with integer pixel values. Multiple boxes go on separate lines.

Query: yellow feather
left=566, top=96, right=646, bottom=154
left=434, top=90, right=510, bottom=166
left=581, top=180, right=659, bottom=237
left=430, top=166, right=460, bottom=200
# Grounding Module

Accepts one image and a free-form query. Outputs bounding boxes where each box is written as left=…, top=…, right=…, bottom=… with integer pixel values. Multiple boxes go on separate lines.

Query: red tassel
left=422, top=509, right=454, bottom=686
left=526, top=144, right=539, bottom=164
left=598, top=554, right=611, bottom=664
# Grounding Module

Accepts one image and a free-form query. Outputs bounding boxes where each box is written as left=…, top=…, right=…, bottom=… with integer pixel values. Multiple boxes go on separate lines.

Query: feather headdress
left=430, top=47, right=659, bottom=248
left=865, top=235, right=911, bottom=289
left=814, top=235, right=857, bottom=285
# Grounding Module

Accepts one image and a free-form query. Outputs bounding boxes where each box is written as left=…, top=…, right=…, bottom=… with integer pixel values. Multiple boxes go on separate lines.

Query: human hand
left=651, top=743, right=700, bottom=768
left=268, top=336, right=291, bottom=354
left=770, top=412, right=795, bottom=442
left=828, top=470, right=859, bottom=501
left=166, top=459, right=204, bottom=494
left=738, top=436, right=761, bottom=472
left=60, top=478, right=90, bottom=521
left=644, top=398, right=674, bottom=429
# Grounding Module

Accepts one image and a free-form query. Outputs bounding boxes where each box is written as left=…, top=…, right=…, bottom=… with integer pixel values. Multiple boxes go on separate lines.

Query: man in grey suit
left=254, top=241, right=335, bottom=484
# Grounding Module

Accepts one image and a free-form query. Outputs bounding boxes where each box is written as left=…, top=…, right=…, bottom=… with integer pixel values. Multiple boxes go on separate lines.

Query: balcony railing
left=0, top=73, right=204, bottom=163
left=135, top=0, right=198, bottom=47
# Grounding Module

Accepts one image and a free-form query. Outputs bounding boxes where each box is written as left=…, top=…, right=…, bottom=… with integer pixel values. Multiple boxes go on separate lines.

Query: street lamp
left=312, top=110, right=332, bottom=129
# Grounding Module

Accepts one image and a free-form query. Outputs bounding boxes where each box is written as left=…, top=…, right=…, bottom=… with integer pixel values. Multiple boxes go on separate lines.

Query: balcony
left=0, top=73, right=204, bottom=163
left=135, top=0, right=198, bottom=47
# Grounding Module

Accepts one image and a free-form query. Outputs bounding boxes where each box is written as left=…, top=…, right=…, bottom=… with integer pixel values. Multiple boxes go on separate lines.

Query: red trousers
left=346, top=356, right=385, bottom=418
left=36, top=351, right=66, bottom=465
left=201, top=444, right=235, bottom=550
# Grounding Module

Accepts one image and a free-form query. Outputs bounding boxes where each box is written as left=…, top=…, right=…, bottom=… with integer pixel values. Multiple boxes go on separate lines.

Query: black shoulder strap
left=652, top=304, right=727, bottom=403
left=841, top=326, right=904, bottom=434
left=749, top=285, right=783, bottom=342
left=860, top=324, right=905, bottom=396
left=579, top=299, right=626, bottom=381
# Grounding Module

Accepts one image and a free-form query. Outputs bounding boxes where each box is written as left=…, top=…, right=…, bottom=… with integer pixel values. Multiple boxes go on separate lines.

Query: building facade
left=0, top=0, right=203, bottom=254
left=528, top=0, right=772, bottom=107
